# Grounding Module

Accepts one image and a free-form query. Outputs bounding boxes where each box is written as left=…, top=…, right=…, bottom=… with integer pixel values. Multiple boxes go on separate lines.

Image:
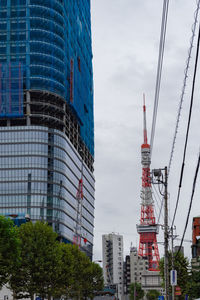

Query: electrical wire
left=152, top=184, right=164, bottom=224
left=171, top=22, right=200, bottom=229
left=175, top=150, right=200, bottom=258
left=152, top=193, right=159, bottom=221
left=168, top=0, right=200, bottom=176
left=150, top=0, right=170, bottom=157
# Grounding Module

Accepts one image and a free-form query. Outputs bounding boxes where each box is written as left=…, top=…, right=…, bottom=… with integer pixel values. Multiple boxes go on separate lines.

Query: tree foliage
left=130, top=282, right=144, bottom=300
left=9, top=221, right=63, bottom=300
left=81, top=261, right=104, bottom=299
left=66, top=244, right=104, bottom=299
left=185, top=268, right=200, bottom=299
left=0, top=216, right=21, bottom=288
left=146, top=289, right=160, bottom=300
left=7, top=221, right=103, bottom=300
left=159, top=251, right=189, bottom=299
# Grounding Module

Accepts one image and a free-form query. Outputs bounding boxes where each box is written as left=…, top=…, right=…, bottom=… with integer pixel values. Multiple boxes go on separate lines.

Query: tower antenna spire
left=143, top=93, right=148, bottom=145
left=136, top=94, right=160, bottom=271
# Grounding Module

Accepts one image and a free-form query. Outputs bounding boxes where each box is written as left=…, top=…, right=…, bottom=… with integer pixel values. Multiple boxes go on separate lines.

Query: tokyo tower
left=137, top=95, right=160, bottom=271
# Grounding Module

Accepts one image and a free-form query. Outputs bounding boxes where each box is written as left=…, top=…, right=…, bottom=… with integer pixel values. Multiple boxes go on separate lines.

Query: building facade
left=129, top=247, right=149, bottom=285
left=191, top=217, right=200, bottom=270
left=102, top=233, right=124, bottom=300
left=141, top=271, right=162, bottom=296
left=124, top=255, right=130, bottom=295
left=0, top=0, right=94, bottom=258
left=124, top=246, right=162, bottom=298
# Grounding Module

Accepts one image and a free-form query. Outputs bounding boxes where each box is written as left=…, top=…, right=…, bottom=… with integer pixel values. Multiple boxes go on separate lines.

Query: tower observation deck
left=137, top=97, right=160, bottom=271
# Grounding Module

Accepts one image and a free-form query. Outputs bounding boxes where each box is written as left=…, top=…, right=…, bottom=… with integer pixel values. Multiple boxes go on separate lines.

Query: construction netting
left=0, top=0, right=94, bottom=156
left=0, top=62, right=24, bottom=118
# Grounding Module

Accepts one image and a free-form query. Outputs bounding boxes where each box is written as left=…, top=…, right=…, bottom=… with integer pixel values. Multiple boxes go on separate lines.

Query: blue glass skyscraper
left=0, top=0, right=94, bottom=258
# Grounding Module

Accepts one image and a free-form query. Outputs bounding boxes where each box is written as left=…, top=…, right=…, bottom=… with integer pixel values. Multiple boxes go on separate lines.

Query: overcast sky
left=91, top=0, right=200, bottom=262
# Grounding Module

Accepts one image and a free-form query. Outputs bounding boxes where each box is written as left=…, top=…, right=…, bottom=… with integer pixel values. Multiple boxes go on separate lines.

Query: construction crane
left=55, top=180, right=62, bottom=234
left=73, top=154, right=84, bottom=247
left=136, top=95, right=160, bottom=271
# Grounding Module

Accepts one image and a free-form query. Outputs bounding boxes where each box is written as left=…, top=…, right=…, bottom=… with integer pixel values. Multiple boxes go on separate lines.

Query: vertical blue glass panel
left=0, top=62, right=24, bottom=117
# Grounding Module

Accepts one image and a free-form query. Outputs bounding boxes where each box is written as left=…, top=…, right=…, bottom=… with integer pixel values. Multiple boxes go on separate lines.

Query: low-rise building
left=124, top=246, right=162, bottom=299
left=141, top=271, right=162, bottom=295
left=130, top=247, right=149, bottom=285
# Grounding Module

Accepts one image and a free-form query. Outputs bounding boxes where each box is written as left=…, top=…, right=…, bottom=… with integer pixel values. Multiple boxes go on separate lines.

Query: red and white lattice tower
left=136, top=95, right=160, bottom=271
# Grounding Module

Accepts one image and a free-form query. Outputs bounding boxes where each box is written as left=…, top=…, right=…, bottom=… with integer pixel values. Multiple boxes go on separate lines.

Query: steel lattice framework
left=137, top=96, right=160, bottom=271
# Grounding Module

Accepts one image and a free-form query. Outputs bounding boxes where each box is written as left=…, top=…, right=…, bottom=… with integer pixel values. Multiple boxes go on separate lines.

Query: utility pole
left=164, top=166, right=169, bottom=300
left=171, top=226, right=175, bottom=300
left=152, top=166, right=169, bottom=300
left=169, top=225, right=178, bottom=300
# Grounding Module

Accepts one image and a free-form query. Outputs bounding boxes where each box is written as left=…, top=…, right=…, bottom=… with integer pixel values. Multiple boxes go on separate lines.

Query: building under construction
left=0, top=0, right=94, bottom=258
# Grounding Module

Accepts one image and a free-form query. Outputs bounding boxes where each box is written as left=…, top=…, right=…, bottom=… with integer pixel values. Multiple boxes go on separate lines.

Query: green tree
left=146, top=289, right=160, bottom=300
left=0, top=216, right=21, bottom=288
left=8, top=221, right=103, bottom=300
left=159, top=251, right=189, bottom=299
left=82, top=261, right=104, bottom=299
left=9, top=221, right=63, bottom=300
left=55, top=243, right=75, bottom=298
left=65, top=245, right=104, bottom=299
left=67, top=245, right=93, bottom=299
left=186, top=268, right=200, bottom=299
left=130, top=282, right=144, bottom=300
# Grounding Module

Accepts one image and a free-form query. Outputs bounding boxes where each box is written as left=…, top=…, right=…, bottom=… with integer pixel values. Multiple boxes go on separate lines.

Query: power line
left=171, top=22, right=200, bottom=229
left=152, top=193, right=159, bottom=221
left=150, top=0, right=170, bottom=156
left=168, top=0, right=200, bottom=176
left=175, top=150, right=200, bottom=258
left=152, top=184, right=164, bottom=224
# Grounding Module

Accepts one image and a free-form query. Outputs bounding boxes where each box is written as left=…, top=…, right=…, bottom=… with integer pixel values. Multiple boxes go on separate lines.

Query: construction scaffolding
left=0, top=62, right=24, bottom=117
left=0, top=0, right=94, bottom=156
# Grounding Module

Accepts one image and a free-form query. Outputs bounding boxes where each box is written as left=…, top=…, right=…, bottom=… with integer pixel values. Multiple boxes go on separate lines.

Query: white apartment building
left=102, top=233, right=124, bottom=300
left=130, top=247, right=149, bottom=284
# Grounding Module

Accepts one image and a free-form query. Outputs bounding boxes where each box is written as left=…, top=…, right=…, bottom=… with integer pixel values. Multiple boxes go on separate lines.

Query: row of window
left=0, top=126, right=94, bottom=192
